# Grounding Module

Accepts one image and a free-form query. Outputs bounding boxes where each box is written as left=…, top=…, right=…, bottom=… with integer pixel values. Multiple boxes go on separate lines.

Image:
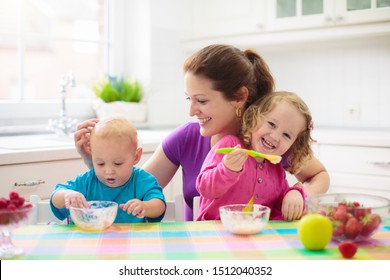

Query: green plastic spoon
left=215, top=147, right=282, bottom=164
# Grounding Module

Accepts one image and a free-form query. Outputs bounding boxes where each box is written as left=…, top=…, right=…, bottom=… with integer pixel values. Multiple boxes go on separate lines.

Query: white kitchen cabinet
left=181, top=0, right=390, bottom=51
left=185, top=0, right=266, bottom=39
left=0, top=158, right=88, bottom=201
left=317, top=144, right=390, bottom=199
left=267, top=0, right=390, bottom=31
left=334, top=0, right=390, bottom=24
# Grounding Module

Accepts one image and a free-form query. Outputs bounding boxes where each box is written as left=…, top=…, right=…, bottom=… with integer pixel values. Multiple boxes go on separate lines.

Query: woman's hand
left=281, top=189, right=304, bottom=221
left=74, top=118, right=99, bottom=169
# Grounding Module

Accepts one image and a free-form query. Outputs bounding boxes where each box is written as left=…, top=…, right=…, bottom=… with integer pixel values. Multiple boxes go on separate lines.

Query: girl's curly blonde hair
left=240, top=91, right=314, bottom=174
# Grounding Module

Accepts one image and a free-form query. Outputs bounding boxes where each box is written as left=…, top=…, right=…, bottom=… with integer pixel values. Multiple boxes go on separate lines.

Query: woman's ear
left=233, top=86, right=249, bottom=108
left=133, top=147, right=143, bottom=165
left=238, top=86, right=249, bottom=101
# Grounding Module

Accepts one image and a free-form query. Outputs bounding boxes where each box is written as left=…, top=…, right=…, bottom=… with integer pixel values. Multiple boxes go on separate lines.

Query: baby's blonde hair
left=90, top=117, right=138, bottom=149
left=240, top=91, right=314, bottom=174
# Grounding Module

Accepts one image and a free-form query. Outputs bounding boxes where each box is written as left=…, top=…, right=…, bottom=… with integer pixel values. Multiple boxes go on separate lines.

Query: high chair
left=161, top=194, right=200, bottom=222
left=162, top=194, right=185, bottom=222
left=193, top=195, right=200, bottom=221
left=28, top=195, right=64, bottom=225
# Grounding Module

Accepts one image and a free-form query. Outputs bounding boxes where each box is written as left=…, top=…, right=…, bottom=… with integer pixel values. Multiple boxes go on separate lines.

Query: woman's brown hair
left=183, top=44, right=275, bottom=109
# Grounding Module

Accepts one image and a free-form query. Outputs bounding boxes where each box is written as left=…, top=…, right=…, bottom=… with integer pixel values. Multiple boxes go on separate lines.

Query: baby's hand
left=64, top=191, right=89, bottom=209
left=120, top=199, right=147, bottom=218
left=223, top=145, right=248, bottom=172
left=281, top=190, right=304, bottom=221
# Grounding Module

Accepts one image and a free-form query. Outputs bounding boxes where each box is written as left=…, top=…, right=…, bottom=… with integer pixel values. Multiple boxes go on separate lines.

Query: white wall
left=122, top=0, right=191, bottom=128
left=257, top=36, right=390, bottom=130
left=123, top=1, right=390, bottom=130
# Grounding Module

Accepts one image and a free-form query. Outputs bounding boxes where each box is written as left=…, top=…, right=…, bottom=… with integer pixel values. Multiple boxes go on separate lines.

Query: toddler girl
left=196, top=91, right=314, bottom=221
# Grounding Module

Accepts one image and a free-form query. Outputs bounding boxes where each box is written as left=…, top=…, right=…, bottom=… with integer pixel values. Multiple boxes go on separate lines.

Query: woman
left=74, top=44, right=330, bottom=221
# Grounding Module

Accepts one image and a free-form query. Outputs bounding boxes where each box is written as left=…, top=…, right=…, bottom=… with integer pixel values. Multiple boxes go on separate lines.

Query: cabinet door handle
left=324, top=16, right=332, bottom=22
left=368, top=161, right=390, bottom=167
left=256, top=23, right=265, bottom=29
left=334, top=15, right=344, bottom=23
left=14, top=179, right=45, bottom=186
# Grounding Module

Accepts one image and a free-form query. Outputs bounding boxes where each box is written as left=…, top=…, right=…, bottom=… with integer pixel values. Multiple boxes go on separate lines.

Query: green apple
left=298, top=213, right=333, bottom=251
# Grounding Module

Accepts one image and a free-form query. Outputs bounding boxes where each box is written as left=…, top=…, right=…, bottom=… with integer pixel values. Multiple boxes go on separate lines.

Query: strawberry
left=10, top=197, right=24, bottom=208
left=338, top=241, right=358, bottom=258
left=354, top=208, right=371, bottom=220
left=333, top=221, right=344, bottom=237
left=0, top=192, right=31, bottom=225
left=333, top=204, right=348, bottom=223
left=7, top=203, right=17, bottom=211
left=352, top=201, right=360, bottom=207
left=9, top=191, right=19, bottom=200
left=344, top=216, right=362, bottom=239
left=0, top=198, right=8, bottom=209
left=361, top=213, right=382, bottom=236
left=338, top=201, right=347, bottom=207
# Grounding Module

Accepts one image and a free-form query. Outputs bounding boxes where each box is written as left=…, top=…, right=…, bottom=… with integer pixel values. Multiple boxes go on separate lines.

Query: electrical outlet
left=346, top=104, right=360, bottom=121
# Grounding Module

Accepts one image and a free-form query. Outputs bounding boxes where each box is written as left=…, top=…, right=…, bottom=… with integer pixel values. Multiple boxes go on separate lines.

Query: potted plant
left=92, top=75, right=147, bottom=122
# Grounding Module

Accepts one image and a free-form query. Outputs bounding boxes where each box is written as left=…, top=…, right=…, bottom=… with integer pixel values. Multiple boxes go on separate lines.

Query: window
left=0, top=0, right=112, bottom=127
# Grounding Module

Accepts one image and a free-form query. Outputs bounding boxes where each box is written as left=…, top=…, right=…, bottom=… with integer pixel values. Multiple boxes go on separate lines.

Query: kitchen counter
left=312, top=128, right=390, bottom=148
left=0, top=129, right=172, bottom=165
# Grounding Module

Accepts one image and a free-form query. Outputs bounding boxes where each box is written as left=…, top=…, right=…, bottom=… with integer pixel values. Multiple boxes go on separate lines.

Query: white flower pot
left=93, top=99, right=147, bottom=123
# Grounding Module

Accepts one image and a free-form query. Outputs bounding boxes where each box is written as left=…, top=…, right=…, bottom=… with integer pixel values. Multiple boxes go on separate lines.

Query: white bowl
left=219, top=204, right=270, bottom=235
left=69, top=201, right=118, bottom=231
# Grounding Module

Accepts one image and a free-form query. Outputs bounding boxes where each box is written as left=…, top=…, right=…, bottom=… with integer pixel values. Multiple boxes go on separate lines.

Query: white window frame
left=0, top=0, right=126, bottom=130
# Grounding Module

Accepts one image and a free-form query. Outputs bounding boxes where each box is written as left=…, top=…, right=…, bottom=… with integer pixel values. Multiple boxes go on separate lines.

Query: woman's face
left=251, top=101, right=306, bottom=156
left=184, top=72, right=241, bottom=139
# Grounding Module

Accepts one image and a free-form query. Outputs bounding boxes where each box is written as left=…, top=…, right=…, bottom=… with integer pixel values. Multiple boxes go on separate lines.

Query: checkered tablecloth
left=9, top=219, right=390, bottom=260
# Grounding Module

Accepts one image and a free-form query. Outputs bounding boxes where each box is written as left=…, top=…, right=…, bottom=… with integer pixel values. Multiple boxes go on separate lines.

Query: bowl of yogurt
left=219, top=204, right=270, bottom=235
left=69, top=201, right=118, bottom=231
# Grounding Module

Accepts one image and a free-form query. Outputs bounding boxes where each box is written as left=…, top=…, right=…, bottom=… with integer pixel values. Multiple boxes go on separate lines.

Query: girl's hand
left=120, top=199, right=147, bottom=218
left=74, top=119, right=99, bottom=167
left=223, top=145, right=248, bottom=172
left=281, top=189, right=304, bottom=221
left=64, top=191, right=89, bottom=209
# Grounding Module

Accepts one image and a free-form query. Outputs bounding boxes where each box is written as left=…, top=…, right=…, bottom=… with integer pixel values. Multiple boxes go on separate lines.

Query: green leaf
left=93, top=76, right=143, bottom=103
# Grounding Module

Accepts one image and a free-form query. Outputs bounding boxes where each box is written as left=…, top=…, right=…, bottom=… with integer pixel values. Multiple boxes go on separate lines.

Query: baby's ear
left=133, top=147, right=143, bottom=165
